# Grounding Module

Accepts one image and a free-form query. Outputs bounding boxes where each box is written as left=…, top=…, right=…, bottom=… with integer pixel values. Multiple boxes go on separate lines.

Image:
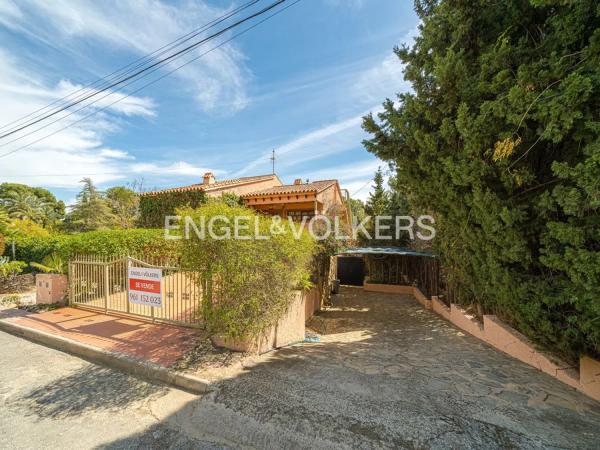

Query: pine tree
left=365, top=167, right=389, bottom=218
left=65, top=178, right=117, bottom=231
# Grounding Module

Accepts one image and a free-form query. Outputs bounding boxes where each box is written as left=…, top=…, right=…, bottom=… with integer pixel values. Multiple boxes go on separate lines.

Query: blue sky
left=0, top=0, right=418, bottom=204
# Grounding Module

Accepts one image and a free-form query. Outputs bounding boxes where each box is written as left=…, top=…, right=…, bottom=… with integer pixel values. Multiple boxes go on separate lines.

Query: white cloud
left=352, top=53, right=408, bottom=104
left=130, top=161, right=219, bottom=177
left=0, top=0, right=251, bottom=113
left=0, top=1, right=21, bottom=25
left=0, top=47, right=207, bottom=190
left=304, top=159, right=385, bottom=202
left=53, top=81, right=156, bottom=118
left=235, top=105, right=383, bottom=178
left=98, top=149, right=133, bottom=160
left=323, top=0, right=365, bottom=9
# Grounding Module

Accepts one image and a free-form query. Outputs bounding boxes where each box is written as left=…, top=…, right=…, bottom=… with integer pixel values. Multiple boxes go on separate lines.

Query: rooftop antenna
left=270, top=149, right=276, bottom=174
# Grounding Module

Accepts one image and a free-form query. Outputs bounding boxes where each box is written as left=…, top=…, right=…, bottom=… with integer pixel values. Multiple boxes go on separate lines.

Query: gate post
left=68, top=261, right=73, bottom=306
left=126, top=257, right=131, bottom=314
left=104, top=262, right=109, bottom=313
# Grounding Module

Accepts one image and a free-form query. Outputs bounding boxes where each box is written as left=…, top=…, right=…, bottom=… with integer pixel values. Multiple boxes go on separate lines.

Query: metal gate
left=68, top=255, right=202, bottom=326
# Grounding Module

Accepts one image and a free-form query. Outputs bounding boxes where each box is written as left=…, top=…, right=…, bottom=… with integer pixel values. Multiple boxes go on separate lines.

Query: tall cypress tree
left=363, top=0, right=600, bottom=360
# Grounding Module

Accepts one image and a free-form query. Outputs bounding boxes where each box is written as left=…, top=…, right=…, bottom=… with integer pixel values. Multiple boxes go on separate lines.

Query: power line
left=350, top=179, right=373, bottom=197
left=0, top=0, right=300, bottom=159
left=0, top=0, right=285, bottom=141
left=2, top=153, right=279, bottom=178
left=0, top=1, right=262, bottom=136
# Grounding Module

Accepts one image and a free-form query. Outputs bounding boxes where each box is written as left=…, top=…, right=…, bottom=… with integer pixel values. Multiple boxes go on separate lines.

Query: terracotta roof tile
left=242, top=180, right=337, bottom=197
left=140, top=174, right=278, bottom=196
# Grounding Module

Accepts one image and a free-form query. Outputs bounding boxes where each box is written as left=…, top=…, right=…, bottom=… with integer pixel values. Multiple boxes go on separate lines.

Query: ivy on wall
left=138, top=190, right=207, bottom=228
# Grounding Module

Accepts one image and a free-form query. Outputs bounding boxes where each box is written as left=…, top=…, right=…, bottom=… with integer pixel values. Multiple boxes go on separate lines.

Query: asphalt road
left=0, top=330, right=218, bottom=450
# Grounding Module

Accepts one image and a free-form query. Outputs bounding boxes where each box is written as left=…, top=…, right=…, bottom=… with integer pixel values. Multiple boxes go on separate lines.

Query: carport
left=336, top=247, right=447, bottom=301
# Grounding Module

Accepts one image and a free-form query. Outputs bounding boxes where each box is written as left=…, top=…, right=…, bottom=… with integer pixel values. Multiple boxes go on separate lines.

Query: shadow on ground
left=15, top=365, right=166, bottom=419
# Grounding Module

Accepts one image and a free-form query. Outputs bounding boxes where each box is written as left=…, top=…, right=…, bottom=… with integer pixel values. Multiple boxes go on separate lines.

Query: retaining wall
left=363, top=281, right=600, bottom=403
left=212, top=286, right=321, bottom=354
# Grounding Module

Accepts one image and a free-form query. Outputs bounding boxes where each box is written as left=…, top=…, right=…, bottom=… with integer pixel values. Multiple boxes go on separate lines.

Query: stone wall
left=364, top=281, right=600, bottom=403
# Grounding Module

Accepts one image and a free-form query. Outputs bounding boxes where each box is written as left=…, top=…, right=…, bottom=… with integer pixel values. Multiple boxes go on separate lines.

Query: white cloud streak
left=0, top=0, right=251, bottom=113
left=0, top=47, right=207, bottom=189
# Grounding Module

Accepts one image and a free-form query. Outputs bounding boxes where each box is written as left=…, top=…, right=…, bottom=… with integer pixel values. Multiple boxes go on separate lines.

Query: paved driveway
left=187, top=286, right=600, bottom=449
left=1, top=288, right=600, bottom=449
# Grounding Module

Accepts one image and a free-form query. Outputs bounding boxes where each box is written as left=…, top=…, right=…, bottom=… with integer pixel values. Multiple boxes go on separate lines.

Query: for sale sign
left=128, top=267, right=162, bottom=308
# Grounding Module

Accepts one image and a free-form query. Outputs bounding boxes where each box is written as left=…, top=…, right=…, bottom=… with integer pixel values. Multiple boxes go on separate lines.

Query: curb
left=0, top=318, right=211, bottom=394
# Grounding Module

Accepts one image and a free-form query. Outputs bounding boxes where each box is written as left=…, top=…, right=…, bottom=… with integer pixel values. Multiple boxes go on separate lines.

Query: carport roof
left=338, top=247, right=436, bottom=257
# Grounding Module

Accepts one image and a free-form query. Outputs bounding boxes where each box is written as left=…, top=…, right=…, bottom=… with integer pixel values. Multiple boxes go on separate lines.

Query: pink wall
left=212, top=287, right=321, bottom=354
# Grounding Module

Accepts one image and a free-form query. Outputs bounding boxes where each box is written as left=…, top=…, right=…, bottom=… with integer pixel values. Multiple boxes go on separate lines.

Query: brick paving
left=9, top=307, right=197, bottom=366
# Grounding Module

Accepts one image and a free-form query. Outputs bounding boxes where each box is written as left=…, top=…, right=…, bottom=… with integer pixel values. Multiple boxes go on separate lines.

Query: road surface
left=1, top=288, right=600, bottom=449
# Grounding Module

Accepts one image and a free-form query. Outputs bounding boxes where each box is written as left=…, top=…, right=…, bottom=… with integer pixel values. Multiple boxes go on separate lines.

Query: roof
left=241, top=179, right=337, bottom=197
left=338, top=247, right=436, bottom=258
left=140, top=174, right=279, bottom=196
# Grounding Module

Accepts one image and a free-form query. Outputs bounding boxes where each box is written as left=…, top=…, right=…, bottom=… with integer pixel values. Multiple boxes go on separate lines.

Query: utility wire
left=3, top=155, right=279, bottom=178
left=0, top=0, right=300, bottom=159
left=0, top=0, right=284, bottom=141
left=0, top=0, right=261, bottom=135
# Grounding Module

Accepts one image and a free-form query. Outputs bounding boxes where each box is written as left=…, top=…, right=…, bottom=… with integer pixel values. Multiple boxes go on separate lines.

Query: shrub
left=30, top=253, right=66, bottom=274
left=10, top=229, right=180, bottom=264
left=138, top=190, right=206, bottom=228
left=0, top=259, right=26, bottom=279
left=178, top=202, right=316, bottom=339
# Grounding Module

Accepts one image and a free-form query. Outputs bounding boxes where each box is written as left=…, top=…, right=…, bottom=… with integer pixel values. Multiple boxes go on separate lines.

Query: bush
left=178, top=202, right=316, bottom=339
left=9, top=229, right=180, bottom=264
left=138, top=190, right=206, bottom=228
left=0, top=260, right=26, bottom=279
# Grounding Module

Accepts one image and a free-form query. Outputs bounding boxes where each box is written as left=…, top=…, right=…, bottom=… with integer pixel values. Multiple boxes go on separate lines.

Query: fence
left=364, top=253, right=455, bottom=306
left=68, top=254, right=202, bottom=327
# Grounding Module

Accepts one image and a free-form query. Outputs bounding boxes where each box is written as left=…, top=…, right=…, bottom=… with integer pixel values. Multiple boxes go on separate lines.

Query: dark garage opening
left=337, top=256, right=365, bottom=286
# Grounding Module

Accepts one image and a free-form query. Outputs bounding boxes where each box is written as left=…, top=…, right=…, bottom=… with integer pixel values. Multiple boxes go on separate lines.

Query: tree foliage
left=0, top=183, right=65, bottom=227
left=106, top=186, right=139, bottom=229
left=138, top=190, right=207, bottom=228
left=363, top=0, right=600, bottom=360
left=64, top=178, right=116, bottom=231
left=361, top=168, right=411, bottom=246
left=365, top=167, right=390, bottom=218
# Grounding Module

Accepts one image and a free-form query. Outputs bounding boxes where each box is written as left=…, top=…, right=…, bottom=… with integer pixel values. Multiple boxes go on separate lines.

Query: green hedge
left=178, top=202, right=316, bottom=339
left=9, top=229, right=180, bottom=264
left=138, top=190, right=207, bottom=228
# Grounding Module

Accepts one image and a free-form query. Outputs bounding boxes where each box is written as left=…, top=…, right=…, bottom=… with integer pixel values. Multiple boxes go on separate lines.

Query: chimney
left=203, top=172, right=215, bottom=185
left=293, top=178, right=303, bottom=185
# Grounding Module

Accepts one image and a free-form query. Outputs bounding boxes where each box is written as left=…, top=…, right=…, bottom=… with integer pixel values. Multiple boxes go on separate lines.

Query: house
left=140, top=173, right=282, bottom=198
left=241, top=179, right=350, bottom=222
left=140, top=173, right=349, bottom=223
